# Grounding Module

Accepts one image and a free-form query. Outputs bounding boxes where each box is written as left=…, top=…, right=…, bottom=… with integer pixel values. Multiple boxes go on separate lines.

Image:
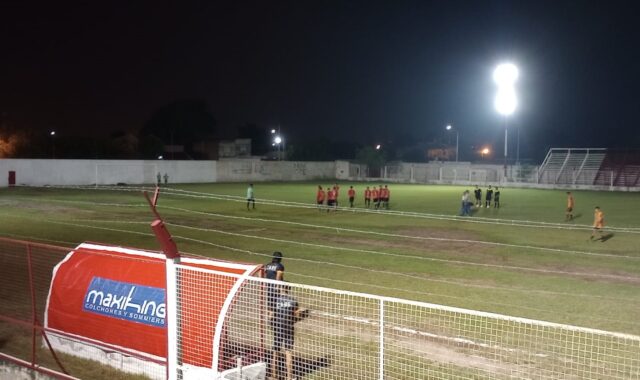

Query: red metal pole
left=26, top=244, right=37, bottom=367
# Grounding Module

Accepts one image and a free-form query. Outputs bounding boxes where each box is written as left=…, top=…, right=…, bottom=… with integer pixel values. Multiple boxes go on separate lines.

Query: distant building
left=427, top=146, right=456, bottom=161
left=218, top=139, right=252, bottom=158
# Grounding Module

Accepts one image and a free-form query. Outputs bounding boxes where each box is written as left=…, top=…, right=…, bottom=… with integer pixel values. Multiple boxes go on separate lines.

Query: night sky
left=2, top=1, right=639, bottom=159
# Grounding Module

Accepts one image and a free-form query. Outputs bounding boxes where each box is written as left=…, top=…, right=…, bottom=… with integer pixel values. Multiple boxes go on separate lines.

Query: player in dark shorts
left=348, top=186, right=356, bottom=208
left=474, top=185, right=482, bottom=207
left=265, top=252, right=285, bottom=314
left=494, top=187, right=501, bottom=208
left=485, top=185, right=493, bottom=208
left=270, top=284, right=301, bottom=380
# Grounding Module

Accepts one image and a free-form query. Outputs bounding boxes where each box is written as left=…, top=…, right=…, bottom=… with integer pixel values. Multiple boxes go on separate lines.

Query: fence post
left=379, top=299, right=384, bottom=380
left=166, top=256, right=179, bottom=380
left=150, top=219, right=181, bottom=380
left=26, top=244, right=37, bottom=367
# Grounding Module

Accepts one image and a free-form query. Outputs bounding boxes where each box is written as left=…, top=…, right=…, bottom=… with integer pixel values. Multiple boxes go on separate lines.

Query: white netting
left=171, top=266, right=640, bottom=380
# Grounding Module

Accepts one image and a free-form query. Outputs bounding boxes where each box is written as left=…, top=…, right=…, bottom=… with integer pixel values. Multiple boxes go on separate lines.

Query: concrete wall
left=2, top=158, right=637, bottom=191
left=0, top=159, right=335, bottom=187
left=216, top=159, right=335, bottom=182
left=0, top=159, right=216, bottom=186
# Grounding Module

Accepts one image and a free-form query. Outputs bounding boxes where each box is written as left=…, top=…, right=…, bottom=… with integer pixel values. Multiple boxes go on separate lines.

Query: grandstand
left=537, top=148, right=607, bottom=185
left=594, top=150, right=640, bottom=187
left=537, top=148, right=640, bottom=187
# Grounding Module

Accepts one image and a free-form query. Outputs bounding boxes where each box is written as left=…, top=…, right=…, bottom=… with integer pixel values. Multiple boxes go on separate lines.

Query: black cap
left=272, top=251, right=283, bottom=262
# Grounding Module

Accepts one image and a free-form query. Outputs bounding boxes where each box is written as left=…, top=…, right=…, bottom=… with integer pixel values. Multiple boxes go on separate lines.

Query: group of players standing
left=316, top=184, right=391, bottom=211
left=460, top=185, right=501, bottom=216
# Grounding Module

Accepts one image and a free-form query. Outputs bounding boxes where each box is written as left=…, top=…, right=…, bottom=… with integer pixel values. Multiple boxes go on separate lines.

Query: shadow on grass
left=599, top=233, right=615, bottom=242
left=268, top=352, right=332, bottom=379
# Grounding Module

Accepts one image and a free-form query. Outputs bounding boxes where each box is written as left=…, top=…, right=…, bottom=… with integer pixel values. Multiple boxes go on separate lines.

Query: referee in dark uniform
left=270, top=284, right=301, bottom=380
left=265, top=252, right=285, bottom=317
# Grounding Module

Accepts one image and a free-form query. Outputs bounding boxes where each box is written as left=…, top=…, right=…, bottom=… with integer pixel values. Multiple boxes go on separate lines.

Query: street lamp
left=493, top=63, right=518, bottom=175
left=50, top=131, right=56, bottom=158
left=273, top=135, right=284, bottom=160
left=445, top=124, right=459, bottom=162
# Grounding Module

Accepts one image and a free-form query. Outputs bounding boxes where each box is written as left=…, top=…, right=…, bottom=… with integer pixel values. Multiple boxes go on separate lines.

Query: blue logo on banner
left=83, top=277, right=166, bottom=328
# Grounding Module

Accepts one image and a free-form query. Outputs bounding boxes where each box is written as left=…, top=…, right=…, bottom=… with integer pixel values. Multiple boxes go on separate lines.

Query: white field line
left=33, top=185, right=640, bottom=233
left=160, top=205, right=640, bottom=261
left=18, top=197, right=639, bottom=261
left=312, top=310, right=549, bottom=358
left=3, top=215, right=637, bottom=328
left=165, top=221, right=640, bottom=282
left=22, top=217, right=636, bottom=301
left=287, top=272, right=638, bottom=328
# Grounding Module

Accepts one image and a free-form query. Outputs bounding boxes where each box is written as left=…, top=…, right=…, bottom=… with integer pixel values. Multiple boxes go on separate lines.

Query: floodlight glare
left=482, top=148, right=490, bottom=155
left=271, top=129, right=276, bottom=134
left=274, top=136, right=282, bottom=144
left=446, top=125, right=452, bottom=130
left=493, top=63, right=519, bottom=86
left=50, top=131, right=56, bottom=136
left=375, top=144, right=381, bottom=150
left=494, top=87, right=517, bottom=116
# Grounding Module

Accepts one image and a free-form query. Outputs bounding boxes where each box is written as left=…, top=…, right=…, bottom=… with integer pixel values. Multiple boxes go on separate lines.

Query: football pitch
left=1, top=182, right=639, bottom=339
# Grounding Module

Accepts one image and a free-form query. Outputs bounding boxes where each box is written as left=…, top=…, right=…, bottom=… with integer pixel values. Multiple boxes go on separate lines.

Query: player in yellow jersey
left=565, top=192, right=575, bottom=221
left=590, top=206, right=605, bottom=241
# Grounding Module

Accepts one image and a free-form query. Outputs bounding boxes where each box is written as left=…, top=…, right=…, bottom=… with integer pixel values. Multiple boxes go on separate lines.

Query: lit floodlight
left=50, top=131, right=56, bottom=136
left=482, top=148, right=490, bottom=155
left=158, top=155, right=163, bottom=160
left=493, top=63, right=519, bottom=86
left=494, top=87, right=517, bottom=116
left=375, top=144, right=381, bottom=150
left=446, top=125, right=452, bottom=130
left=274, top=136, right=282, bottom=144
left=271, top=129, right=276, bottom=134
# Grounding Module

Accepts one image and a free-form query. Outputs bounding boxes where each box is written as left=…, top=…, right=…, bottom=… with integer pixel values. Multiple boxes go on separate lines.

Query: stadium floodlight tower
left=445, top=124, right=458, bottom=162
left=493, top=62, right=518, bottom=176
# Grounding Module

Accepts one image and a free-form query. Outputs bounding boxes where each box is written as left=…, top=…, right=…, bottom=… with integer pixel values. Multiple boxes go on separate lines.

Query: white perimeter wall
left=216, top=159, right=335, bottom=182
left=0, top=159, right=336, bottom=187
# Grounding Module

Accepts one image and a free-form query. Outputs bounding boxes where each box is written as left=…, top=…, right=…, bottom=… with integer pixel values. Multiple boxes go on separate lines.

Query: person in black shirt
left=271, top=284, right=302, bottom=380
left=265, top=252, right=285, bottom=318
left=494, top=187, right=501, bottom=208
left=474, top=185, right=482, bottom=207
left=485, top=185, right=493, bottom=208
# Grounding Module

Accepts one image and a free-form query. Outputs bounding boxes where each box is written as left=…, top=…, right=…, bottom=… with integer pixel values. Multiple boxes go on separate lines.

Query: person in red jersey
left=326, top=186, right=337, bottom=212
left=333, top=184, right=340, bottom=207
left=382, top=185, right=390, bottom=209
left=316, top=185, right=326, bottom=211
left=348, top=186, right=356, bottom=207
left=371, top=186, right=379, bottom=210
left=364, top=186, right=372, bottom=208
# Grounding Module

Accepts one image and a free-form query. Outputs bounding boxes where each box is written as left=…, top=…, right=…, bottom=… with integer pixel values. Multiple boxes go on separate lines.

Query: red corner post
left=144, top=187, right=180, bottom=380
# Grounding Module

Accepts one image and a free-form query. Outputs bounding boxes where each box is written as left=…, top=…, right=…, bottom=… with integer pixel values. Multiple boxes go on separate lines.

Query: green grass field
left=1, top=182, right=639, bottom=339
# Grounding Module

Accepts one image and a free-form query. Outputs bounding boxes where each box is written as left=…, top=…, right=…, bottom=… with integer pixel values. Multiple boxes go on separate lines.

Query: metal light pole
left=445, top=124, right=459, bottom=162
left=493, top=63, right=518, bottom=179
